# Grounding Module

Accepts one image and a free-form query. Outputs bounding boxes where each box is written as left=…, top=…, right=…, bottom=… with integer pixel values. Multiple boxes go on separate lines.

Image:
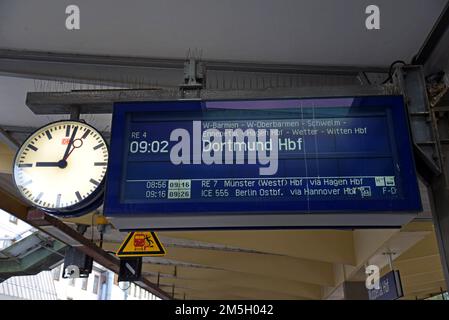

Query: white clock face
left=13, top=121, right=108, bottom=212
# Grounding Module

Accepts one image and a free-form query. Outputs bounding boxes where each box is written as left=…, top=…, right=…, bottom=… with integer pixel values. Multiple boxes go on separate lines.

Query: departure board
left=104, top=96, right=421, bottom=230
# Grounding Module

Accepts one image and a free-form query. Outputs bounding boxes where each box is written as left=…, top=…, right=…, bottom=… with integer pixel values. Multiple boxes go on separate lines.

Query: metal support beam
left=428, top=180, right=449, bottom=290
left=0, top=49, right=388, bottom=94
left=413, top=2, right=449, bottom=66
left=0, top=127, right=20, bottom=151
left=0, top=186, right=29, bottom=221
left=396, top=65, right=449, bottom=290
left=0, top=49, right=388, bottom=76
left=394, top=65, right=442, bottom=180
left=26, top=209, right=171, bottom=299
left=0, top=187, right=170, bottom=299
left=25, top=85, right=389, bottom=115
left=179, top=58, right=205, bottom=99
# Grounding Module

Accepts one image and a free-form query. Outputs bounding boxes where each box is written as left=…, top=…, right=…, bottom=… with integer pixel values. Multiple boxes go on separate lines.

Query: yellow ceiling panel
left=147, top=267, right=323, bottom=299
left=162, top=229, right=355, bottom=265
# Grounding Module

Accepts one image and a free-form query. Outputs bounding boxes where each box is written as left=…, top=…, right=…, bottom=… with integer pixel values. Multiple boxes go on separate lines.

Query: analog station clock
left=13, top=120, right=109, bottom=216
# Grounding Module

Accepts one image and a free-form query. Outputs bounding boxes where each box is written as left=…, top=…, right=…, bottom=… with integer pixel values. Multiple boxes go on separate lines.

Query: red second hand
left=63, top=138, right=83, bottom=161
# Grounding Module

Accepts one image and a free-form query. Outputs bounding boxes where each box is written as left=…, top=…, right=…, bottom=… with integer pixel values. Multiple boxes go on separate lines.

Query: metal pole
left=70, top=105, right=80, bottom=120
left=428, top=184, right=449, bottom=289
left=386, top=252, right=394, bottom=271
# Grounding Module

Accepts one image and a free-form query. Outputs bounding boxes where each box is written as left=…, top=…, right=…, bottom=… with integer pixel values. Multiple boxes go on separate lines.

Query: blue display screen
left=104, top=96, right=421, bottom=218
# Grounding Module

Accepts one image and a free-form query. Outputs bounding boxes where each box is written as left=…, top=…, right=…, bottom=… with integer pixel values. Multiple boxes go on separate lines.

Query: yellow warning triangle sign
left=116, top=231, right=166, bottom=257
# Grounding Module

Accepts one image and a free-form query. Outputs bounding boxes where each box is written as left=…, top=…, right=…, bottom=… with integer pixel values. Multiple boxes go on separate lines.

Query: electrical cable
left=381, top=60, right=407, bottom=84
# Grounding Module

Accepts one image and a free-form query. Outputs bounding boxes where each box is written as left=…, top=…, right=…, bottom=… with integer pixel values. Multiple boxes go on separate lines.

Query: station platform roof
left=0, top=0, right=448, bottom=300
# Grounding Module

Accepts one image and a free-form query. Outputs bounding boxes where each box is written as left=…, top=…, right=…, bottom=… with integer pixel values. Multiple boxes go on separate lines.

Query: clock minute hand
left=62, top=126, right=78, bottom=161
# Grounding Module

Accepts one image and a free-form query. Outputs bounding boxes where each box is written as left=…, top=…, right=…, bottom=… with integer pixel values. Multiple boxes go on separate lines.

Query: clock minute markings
left=22, top=180, right=33, bottom=187
left=90, top=178, right=100, bottom=186
left=75, top=191, right=83, bottom=202
left=35, top=192, right=44, bottom=202
left=28, top=144, right=38, bottom=151
left=18, top=163, right=33, bottom=168
left=93, top=143, right=105, bottom=150
left=56, top=194, right=61, bottom=207
left=45, top=130, right=52, bottom=140
left=82, top=129, right=91, bottom=139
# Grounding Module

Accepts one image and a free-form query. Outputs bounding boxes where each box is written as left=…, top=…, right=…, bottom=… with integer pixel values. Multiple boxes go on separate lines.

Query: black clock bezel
left=12, top=119, right=109, bottom=217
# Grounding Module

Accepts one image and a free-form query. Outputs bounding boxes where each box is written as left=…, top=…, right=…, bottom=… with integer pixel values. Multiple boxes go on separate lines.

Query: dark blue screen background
left=104, top=96, right=422, bottom=217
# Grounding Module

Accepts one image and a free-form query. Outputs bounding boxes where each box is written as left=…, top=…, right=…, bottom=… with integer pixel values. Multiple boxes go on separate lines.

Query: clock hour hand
left=35, top=162, right=60, bottom=167
left=36, top=160, right=67, bottom=168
